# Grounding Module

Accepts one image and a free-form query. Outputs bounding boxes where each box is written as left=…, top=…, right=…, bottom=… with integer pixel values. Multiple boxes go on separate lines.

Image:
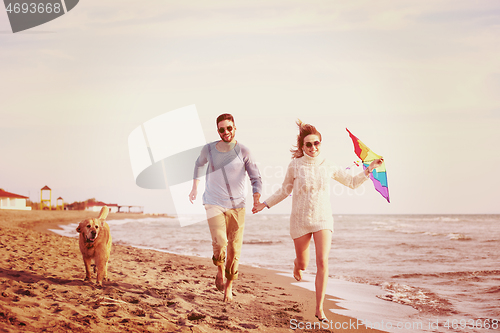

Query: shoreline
left=0, top=210, right=387, bottom=332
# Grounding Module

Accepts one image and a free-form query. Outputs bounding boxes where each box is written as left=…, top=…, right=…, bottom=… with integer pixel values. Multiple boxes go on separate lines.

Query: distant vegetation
left=29, top=198, right=98, bottom=210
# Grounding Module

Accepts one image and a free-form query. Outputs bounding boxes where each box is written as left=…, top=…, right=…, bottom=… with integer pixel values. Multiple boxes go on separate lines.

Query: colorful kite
left=346, top=128, right=390, bottom=203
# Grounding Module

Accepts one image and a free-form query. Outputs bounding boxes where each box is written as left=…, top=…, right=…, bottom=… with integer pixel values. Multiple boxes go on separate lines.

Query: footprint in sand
left=239, top=323, right=258, bottom=329
left=187, top=312, right=206, bottom=321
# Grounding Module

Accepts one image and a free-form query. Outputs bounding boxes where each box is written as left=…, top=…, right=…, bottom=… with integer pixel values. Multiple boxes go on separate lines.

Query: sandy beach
left=0, top=210, right=386, bottom=332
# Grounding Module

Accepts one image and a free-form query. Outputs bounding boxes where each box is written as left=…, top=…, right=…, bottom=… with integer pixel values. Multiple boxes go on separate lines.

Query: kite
left=346, top=128, right=390, bottom=203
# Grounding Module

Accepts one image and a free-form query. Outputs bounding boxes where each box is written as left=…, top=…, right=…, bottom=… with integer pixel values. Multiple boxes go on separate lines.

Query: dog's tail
left=98, top=206, right=110, bottom=220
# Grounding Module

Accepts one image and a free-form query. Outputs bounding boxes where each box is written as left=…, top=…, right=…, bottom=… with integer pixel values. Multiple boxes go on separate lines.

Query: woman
left=252, top=120, right=383, bottom=321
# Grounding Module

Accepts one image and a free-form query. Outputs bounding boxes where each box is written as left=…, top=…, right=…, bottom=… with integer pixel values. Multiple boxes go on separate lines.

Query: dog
left=76, top=206, right=112, bottom=287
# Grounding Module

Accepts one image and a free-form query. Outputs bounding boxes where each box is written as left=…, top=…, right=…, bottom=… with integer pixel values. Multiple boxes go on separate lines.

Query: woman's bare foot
left=223, top=279, right=233, bottom=302
left=293, top=259, right=303, bottom=281
left=315, top=310, right=326, bottom=321
left=215, top=266, right=224, bottom=291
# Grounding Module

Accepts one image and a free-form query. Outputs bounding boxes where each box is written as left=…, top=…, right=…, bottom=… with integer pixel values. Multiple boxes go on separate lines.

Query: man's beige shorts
left=205, top=204, right=246, bottom=280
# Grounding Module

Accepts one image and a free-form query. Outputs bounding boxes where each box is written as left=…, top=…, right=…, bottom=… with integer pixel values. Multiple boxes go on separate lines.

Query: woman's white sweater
left=265, top=153, right=369, bottom=239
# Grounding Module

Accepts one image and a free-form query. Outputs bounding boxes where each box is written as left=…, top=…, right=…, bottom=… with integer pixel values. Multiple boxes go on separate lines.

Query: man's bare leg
left=224, top=279, right=233, bottom=302
left=216, top=265, right=225, bottom=291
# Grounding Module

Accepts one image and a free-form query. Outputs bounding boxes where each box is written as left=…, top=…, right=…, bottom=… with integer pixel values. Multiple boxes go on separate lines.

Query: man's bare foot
left=215, top=267, right=224, bottom=291
left=293, top=259, right=303, bottom=281
left=223, top=280, right=233, bottom=302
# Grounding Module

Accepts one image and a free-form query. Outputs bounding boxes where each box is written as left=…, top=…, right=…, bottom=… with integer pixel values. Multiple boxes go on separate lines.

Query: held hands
left=252, top=193, right=265, bottom=214
left=253, top=192, right=261, bottom=205
left=252, top=202, right=266, bottom=214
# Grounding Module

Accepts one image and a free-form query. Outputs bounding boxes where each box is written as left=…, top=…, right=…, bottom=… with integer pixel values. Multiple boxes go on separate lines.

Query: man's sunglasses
left=218, top=126, right=234, bottom=133
left=305, top=141, right=321, bottom=148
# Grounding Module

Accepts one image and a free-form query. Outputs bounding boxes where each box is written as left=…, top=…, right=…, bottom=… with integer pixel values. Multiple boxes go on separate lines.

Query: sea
left=51, top=214, right=500, bottom=333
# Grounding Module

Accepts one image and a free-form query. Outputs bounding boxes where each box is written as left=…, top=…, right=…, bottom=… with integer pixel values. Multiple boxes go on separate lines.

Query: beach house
left=85, top=201, right=119, bottom=213
left=0, top=189, right=32, bottom=210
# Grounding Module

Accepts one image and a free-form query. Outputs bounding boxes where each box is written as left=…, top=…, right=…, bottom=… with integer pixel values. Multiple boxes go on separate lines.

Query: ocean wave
left=485, top=286, right=500, bottom=294
left=371, top=221, right=389, bottom=225
left=48, top=223, right=78, bottom=238
left=447, top=233, right=472, bottom=241
left=391, top=270, right=500, bottom=280
left=373, top=225, right=396, bottom=231
left=112, top=239, right=131, bottom=246
left=420, top=216, right=461, bottom=222
left=374, top=229, right=473, bottom=240
left=373, top=225, right=424, bottom=235
left=243, top=239, right=281, bottom=245
left=377, top=282, right=454, bottom=315
left=396, top=242, right=424, bottom=249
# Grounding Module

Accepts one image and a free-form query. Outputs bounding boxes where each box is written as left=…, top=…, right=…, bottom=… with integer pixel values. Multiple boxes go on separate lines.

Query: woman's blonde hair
left=290, top=119, right=322, bottom=159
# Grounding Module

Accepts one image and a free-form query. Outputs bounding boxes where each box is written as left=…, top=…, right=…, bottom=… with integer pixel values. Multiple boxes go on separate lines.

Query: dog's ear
left=98, top=206, right=109, bottom=220
left=76, top=221, right=83, bottom=233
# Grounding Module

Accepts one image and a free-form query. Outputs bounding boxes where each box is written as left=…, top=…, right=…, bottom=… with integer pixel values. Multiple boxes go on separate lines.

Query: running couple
left=189, top=114, right=383, bottom=320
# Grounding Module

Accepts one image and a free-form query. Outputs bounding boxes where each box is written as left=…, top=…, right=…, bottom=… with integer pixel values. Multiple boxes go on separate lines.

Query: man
left=189, top=113, right=262, bottom=302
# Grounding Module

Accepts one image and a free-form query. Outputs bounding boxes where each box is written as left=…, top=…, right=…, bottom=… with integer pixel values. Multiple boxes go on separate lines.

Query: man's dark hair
left=216, top=113, right=235, bottom=126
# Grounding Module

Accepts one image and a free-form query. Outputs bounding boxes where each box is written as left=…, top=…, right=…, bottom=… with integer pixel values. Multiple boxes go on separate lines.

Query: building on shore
left=0, top=189, right=32, bottom=211
left=85, top=201, right=119, bottom=213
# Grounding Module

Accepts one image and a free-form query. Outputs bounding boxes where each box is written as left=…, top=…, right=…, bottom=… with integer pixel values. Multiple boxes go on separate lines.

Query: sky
left=1, top=0, right=499, bottom=215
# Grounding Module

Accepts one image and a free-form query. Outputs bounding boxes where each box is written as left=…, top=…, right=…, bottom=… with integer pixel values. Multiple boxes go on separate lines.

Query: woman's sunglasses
left=218, top=126, right=233, bottom=133
left=305, top=141, right=321, bottom=148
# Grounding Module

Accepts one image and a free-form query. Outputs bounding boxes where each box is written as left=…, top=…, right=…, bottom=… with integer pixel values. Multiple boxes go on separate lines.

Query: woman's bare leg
left=312, top=229, right=332, bottom=320
left=293, top=233, right=312, bottom=281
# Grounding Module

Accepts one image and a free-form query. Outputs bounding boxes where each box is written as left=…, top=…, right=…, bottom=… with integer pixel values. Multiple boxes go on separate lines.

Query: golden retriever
left=76, top=206, right=112, bottom=287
